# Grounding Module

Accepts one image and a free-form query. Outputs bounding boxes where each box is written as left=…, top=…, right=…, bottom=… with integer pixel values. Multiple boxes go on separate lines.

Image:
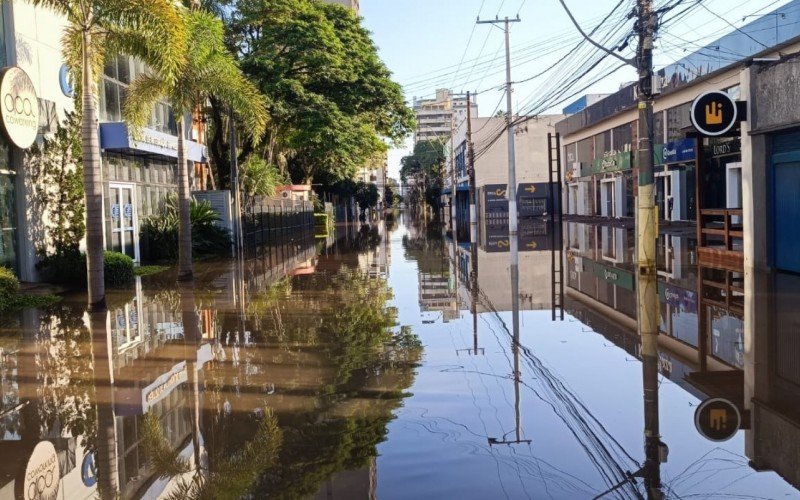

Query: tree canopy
left=209, top=0, right=414, bottom=186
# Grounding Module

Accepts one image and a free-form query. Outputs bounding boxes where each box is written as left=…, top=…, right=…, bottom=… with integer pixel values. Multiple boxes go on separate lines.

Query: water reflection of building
left=566, top=216, right=800, bottom=490
left=566, top=221, right=744, bottom=370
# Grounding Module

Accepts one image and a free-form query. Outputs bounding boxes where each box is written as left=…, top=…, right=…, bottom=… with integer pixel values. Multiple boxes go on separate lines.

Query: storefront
left=99, top=123, right=206, bottom=263
left=654, top=138, right=698, bottom=222
left=591, top=151, right=633, bottom=218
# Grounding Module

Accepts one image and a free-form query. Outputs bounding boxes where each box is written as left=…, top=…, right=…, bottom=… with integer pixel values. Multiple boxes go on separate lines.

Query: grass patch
left=135, top=265, right=170, bottom=277
left=0, top=294, right=61, bottom=313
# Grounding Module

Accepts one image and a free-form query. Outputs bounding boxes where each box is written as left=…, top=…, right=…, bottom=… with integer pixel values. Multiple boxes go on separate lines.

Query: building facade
left=321, top=0, right=359, bottom=14
left=0, top=3, right=209, bottom=281
left=446, top=115, right=562, bottom=238
left=412, top=89, right=478, bottom=143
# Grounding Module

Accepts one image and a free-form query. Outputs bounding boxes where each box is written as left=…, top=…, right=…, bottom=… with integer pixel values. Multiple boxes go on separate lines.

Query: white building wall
left=455, top=115, right=563, bottom=189
left=9, top=2, right=74, bottom=281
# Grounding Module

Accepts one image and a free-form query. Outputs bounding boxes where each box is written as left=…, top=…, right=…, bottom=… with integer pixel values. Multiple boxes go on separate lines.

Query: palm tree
left=31, top=0, right=187, bottom=310
left=125, top=8, right=267, bottom=281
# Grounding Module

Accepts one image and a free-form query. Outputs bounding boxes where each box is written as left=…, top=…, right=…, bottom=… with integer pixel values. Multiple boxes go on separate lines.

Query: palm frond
left=140, top=413, right=192, bottom=478
left=99, top=0, right=188, bottom=83
left=124, top=73, right=169, bottom=133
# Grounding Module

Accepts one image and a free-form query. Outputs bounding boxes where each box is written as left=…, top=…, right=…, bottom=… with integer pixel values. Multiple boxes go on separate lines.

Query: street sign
left=694, top=397, right=741, bottom=442
left=690, top=91, right=738, bottom=136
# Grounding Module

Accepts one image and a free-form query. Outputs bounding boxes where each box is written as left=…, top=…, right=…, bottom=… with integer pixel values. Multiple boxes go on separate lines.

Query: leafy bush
left=0, top=266, right=20, bottom=307
left=37, top=250, right=134, bottom=287
left=0, top=266, right=59, bottom=312
left=104, top=251, right=134, bottom=286
left=141, top=195, right=231, bottom=262
left=37, top=248, right=86, bottom=284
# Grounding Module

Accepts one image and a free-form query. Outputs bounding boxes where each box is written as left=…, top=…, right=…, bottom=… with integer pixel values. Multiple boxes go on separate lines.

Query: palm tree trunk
left=82, top=29, right=105, bottom=311
left=177, top=117, right=193, bottom=280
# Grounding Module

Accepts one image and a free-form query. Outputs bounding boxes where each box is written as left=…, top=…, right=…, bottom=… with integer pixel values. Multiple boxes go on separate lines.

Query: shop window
left=576, top=137, right=593, bottom=164
left=595, top=130, right=611, bottom=155
left=654, top=111, right=665, bottom=144
left=666, top=102, right=692, bottom=142
left=612, top=122, right=634, bottom=152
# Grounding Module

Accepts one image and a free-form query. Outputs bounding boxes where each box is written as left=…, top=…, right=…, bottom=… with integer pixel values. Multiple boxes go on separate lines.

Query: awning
left=100, top=122, right=207, bottom=163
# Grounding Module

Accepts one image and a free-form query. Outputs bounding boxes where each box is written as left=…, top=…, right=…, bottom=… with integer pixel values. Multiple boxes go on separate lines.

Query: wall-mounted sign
left=23, top=441, right=60, bottom=500
left=592, top=151, right=631, bottom=174
left=593, top=261, right=634, bottom=291
left=659, top=138, right=697, bottom=164
left=694, top=397, right=741, bottom=442
left=99, top=122, right=207, bottom=162
left=59, top=64, right=74, bottom=98
left=0, top=66, right=40, bottom=149
left=81, top=452, right=97, bottom=487
left=690, top=91, right=738, bottom=137
left=142, top=361, right=188, bottom=411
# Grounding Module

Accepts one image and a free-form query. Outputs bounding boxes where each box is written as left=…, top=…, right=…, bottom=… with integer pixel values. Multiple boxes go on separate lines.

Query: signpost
left=694, top=397, right=741, bottom=442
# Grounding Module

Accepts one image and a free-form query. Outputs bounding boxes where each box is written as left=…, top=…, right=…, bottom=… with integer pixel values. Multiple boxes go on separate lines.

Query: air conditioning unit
left=281, top=190, right=291, bottom=200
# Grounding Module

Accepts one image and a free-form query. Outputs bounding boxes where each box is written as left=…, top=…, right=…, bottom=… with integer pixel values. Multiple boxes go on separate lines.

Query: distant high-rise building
left=321, top=0, right=359, bottom=13
left=413, top=89, right=478, bottom=143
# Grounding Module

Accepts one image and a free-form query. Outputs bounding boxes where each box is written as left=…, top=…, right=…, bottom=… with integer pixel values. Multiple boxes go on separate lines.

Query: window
left=666, top=102, right=692, bottom=142
left=101, top=55, right=177, bottom=135
left=612, top=123, right=634, bottom=152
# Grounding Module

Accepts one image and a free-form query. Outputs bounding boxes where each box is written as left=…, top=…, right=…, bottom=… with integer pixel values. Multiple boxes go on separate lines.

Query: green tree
left=27, top=111, right=85, bottom=258
left=354, top=181, right=379, bottom=216
left=31, top=0, right=187, bottom=309
left=125, top=7, right=267, bottom=280
left=400, top=140, right=446, bottom=214
left=211, top=0, right=414, bottom=186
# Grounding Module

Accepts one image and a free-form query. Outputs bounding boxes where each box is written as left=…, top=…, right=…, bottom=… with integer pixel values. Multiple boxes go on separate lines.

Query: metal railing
left=242, top=197, right=314, bottom=258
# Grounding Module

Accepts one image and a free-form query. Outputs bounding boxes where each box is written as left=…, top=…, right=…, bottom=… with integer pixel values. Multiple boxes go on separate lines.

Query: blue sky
left=359, top=0, right=792, bottom=179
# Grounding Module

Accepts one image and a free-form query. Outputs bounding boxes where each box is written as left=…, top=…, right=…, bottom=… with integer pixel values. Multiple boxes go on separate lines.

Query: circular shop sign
left=690, top=91, right=738, bottom=137
left=24, top=440, right=60, bottom=500
left=0, top=66, right=39, bottom=149
left=59, top=64, right=74, bottom=98
left=694, top=397, right=741, bottom=442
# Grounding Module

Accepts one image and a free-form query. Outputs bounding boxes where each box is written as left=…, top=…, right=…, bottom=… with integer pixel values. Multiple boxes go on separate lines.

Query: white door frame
left=655, top=170, right=673, bottom=221
left=600, top=178, right=616, bottom=217
left=109, top=182, right=140, bottom=262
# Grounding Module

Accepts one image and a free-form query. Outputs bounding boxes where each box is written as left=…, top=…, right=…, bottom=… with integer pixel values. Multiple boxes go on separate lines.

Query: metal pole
left=229, top=110, right=243, bottom=256
left=477, top=16, right=521, bottom=239
left=504, top=18, right=518, bottom=239
left=467, top=91, right=476, bottom=244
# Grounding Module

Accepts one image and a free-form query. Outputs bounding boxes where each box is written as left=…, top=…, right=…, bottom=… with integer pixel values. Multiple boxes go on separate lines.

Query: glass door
left=108, top=183, right=140, bottom=262
left=0, top=171, right=17, bottom=271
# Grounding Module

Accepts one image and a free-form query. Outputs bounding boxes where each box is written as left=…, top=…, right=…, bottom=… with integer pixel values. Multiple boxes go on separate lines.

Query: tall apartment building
left=321, top=0, right=360, bottom=13
left=413, top=89, right=478, bottom=143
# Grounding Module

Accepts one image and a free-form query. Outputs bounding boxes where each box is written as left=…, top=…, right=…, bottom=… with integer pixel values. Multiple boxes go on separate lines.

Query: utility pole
left=477, top=16, right=521, bottom=241
left=467, top=90, right=476, bottom=245
left=635, top=0, right=662, bottom=497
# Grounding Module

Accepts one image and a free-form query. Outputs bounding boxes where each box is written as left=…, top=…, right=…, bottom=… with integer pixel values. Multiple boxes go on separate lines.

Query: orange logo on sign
left=705, top=101, right=724, bottom=125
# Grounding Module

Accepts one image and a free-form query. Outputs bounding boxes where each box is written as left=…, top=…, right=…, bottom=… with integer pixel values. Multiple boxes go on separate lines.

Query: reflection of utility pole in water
left=638, top=336, right=665, bottom=499
left=457, top=227, right=484, bottom=356
left=488, top=243, right=530, bottom=446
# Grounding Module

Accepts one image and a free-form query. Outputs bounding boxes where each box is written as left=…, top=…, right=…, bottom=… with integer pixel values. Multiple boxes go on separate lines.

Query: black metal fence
left=242, top=198, right=314, bottom=258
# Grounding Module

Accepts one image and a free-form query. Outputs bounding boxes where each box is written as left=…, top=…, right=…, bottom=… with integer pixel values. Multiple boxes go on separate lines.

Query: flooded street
left=1, top=216, right=798, bottom=499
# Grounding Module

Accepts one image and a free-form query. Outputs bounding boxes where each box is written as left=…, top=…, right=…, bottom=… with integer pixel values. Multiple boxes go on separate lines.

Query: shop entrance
left=108, top=183, right=140, bottom=262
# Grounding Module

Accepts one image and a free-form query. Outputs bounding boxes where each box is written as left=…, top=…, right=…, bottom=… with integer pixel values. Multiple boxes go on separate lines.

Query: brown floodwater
left=0, top=215, right=798, bottom=499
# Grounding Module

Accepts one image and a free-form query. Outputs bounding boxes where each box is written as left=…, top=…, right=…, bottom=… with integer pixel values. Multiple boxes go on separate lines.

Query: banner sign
left=100, top=122, right=207, bottom=162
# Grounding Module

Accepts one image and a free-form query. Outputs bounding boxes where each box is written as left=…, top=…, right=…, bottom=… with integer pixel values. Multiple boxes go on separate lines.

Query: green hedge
left=0, top=266, right=20, bottom=307
left=103, top=251, right=134, bottom=286
left=37, top=250, right=135, bottom=287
